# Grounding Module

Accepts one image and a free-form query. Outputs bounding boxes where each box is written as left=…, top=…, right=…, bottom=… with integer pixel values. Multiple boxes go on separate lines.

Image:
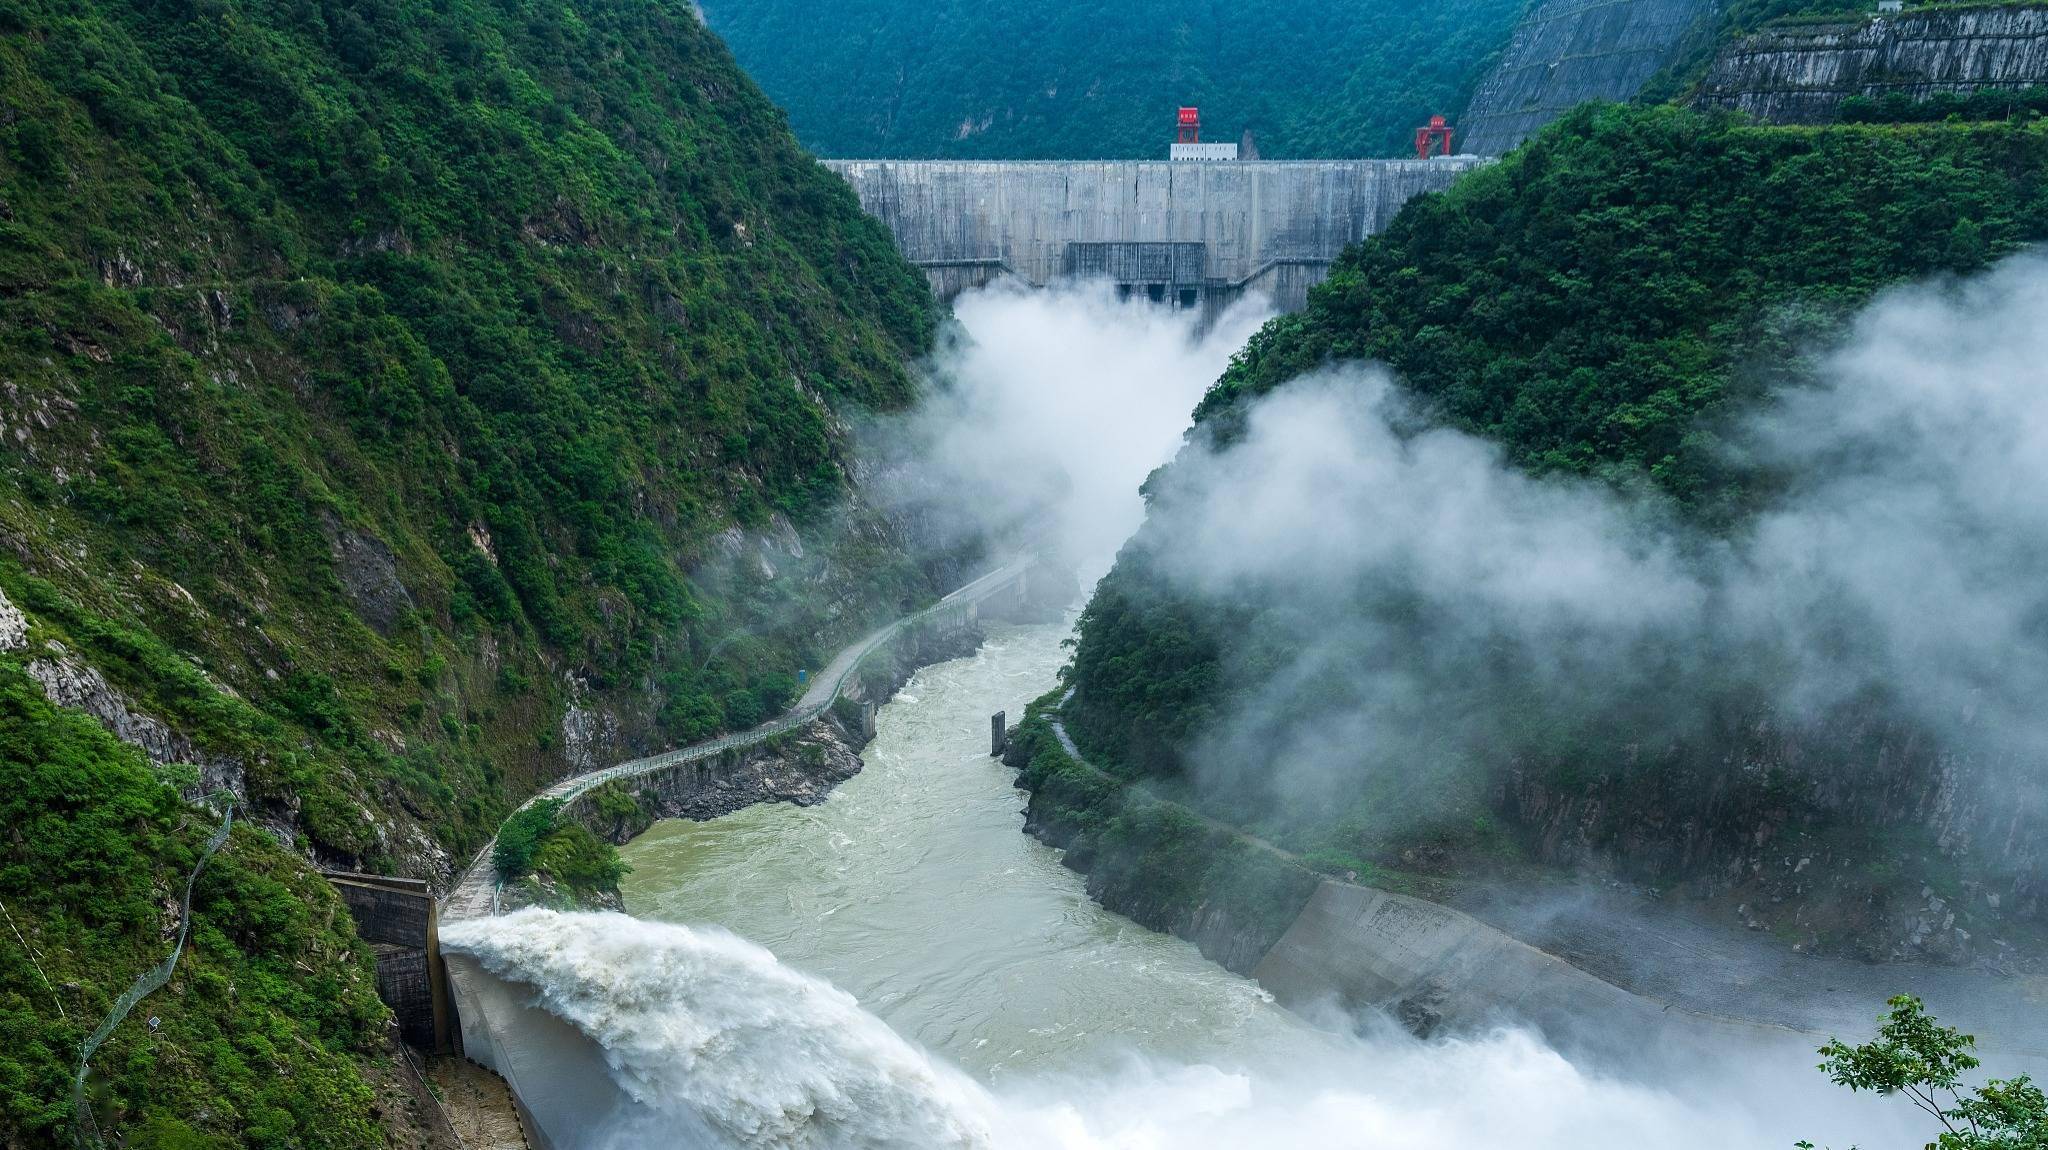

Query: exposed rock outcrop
left=25, top=642, right=247, bottom=802
left=600, top=716, right=868, bottom=834
left=1698, top=6, right=2048, bottom=123
left=558, top=678, right=622, bottom=776
left=1460, top=0, right=1714, bottom=155
left=319, top=511, right=415, bottom=637
left=563, top=622, right=986, bottom=846
left=0, top=586, right=26, bottom=651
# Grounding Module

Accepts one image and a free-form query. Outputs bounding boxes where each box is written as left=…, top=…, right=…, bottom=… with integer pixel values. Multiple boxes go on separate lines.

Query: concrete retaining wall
left=328, top=872, right=452, bottom=1051
left=1698, top=6, right=2048, bottom=123
left=445, top=954, right=630, bottom=1150
left=331, top=874, right=433, bottom=948
left=1252, top=881, right=1709, bottom=1055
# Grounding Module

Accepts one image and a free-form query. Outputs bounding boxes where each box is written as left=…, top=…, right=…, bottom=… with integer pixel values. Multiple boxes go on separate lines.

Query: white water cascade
left=439, top=900, right=1910, bottom=1150
left=441, top=910, right=1000, bottom=1149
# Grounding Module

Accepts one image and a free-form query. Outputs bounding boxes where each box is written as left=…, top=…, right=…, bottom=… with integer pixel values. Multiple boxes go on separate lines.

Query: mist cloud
left=1125, top=255, right=2048, bottom=828
left=455, top=909, right=1921, bottom=1150
left=869, top=281, right=1272, bottom=586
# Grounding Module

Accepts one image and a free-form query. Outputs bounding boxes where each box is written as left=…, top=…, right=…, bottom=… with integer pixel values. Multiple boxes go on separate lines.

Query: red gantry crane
left=1415, top=114, right=1455, bottom=159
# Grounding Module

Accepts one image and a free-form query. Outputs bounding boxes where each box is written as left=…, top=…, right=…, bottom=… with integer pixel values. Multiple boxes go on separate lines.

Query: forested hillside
left=1063, top=105, right=2048, bottom=962
left=696, top=0, right=1530, bottom=159
left=0, top=0, right=938, bottom=1138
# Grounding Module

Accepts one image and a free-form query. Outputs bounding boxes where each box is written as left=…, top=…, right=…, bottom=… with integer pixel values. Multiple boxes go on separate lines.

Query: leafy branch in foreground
left=1798, top=995, right=2048, bottom=1150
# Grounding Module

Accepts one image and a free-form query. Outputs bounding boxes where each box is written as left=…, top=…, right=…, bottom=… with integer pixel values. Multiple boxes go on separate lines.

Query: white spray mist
left=873, top=281, right=1272, bottom=587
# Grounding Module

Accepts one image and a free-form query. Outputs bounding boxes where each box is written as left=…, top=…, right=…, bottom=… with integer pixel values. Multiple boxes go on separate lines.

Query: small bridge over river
left=824, top=157, right=1486, bottom=315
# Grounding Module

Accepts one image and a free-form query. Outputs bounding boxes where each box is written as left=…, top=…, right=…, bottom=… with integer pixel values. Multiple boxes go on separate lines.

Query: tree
left=1799, top=995, right=2048, bottom=1149
left=492, top=799, right=563, bottom=881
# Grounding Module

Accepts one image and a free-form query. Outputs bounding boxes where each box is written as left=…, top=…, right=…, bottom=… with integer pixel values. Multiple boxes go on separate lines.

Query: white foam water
left=442, top=909, right=999, bottom=1148
left=442, top=908, right=1913, bottom=1150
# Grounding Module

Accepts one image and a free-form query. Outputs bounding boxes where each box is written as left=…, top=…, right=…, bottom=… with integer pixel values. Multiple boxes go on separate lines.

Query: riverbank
left=1004, top=692, right=2048, bottom=1060
left=440, top=556, right=1057, bottom=920
left=619, top=620, right=1331, bottom=1078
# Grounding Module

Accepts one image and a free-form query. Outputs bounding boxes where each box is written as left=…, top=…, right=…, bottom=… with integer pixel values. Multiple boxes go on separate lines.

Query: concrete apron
left=1254, top=882, right=1772, bottom=1062
left=1254, top=879, right=2048, bottom=1076
left=445, top=953, right=630, bottom=1150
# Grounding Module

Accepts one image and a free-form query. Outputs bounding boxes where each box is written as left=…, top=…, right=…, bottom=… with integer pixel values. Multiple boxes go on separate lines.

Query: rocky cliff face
left=1460, top=0, right=1717, bottom=155
left=566, top=620, right=986, bottom=846
left=1698, top=6, right=2048, bottom=122
left=1497, top=702, right=2044, bottom=971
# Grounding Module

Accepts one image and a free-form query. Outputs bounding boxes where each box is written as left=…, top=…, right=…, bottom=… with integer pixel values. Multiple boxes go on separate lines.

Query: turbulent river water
left=618, top=621, right=1332, bottom=1081
left=439, top=618, right=1926, bottom=1148
left=425, top=286, right=2020, bottom=1148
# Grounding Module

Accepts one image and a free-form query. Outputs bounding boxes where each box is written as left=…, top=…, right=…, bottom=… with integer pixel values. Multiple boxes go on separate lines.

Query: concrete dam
left=823, top=158, right=1487, bottom=314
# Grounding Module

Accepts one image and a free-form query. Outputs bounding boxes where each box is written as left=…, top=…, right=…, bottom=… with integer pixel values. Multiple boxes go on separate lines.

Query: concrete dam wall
left=1460, top=0, right=1715, bottom=156
left=823, top=158, right=1486, bottom=314
left=1698, top=5, right=2048, bottom=124
left=325, top=871, right=453, bottom=1052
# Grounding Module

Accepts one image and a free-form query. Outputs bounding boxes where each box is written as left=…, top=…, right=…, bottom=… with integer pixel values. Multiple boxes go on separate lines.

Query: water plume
left=444, top=909, right=1912, bottom=1149
left=868, top=281, right=1272, bottom=586
left=443, top=910, right=998, bottom=1148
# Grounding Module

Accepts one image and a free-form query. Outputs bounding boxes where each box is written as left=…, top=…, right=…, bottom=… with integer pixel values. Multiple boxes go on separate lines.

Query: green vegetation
left=0, top=0, right=950, bottom=838
left=492, top=799, right=564, bottom=881
left=530, top=821, right=628, bottom=895
left=696, top=0, right=1529, bottom=159
left=1800, top=996, right=2048, bottom=1149
left=0, top=0, right=940, bottom=1135
left=1066, top=105, right=2048, bottom=891
left=1006, top=694, right=1318, bottom=969
left=493, top=797, right=627, bottom=896
left=0, top=665, right=388, bottom=1149
left=1191, top=105, right=2045, bottom=511
left=0, top=0, right=938, bottom=871
left=1839, top=87, right=2048, bottom=124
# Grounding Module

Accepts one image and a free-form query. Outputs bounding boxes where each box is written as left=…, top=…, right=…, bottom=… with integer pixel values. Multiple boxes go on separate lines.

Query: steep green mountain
left=0, top=0, right=938, bottom=1138
left=695, top=0, right=1530, bottom=159
left=0, top=671, right=393, bottom=1150
left=1061, top=104, right=2048, bottom=959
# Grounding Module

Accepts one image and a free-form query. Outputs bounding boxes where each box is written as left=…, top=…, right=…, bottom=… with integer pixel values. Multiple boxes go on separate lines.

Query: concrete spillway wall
left=823, top=158, right=1485, bottom=313
left=325, top=871, right=452, bottom=1051
left=1698, top=6, right=2048, bottom=124
left=1460, top=0, right=1714, bottom=156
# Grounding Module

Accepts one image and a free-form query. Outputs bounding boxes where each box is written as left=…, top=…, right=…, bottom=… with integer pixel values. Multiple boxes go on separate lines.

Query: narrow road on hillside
left=441, top=558, right=1033, bottom=921
left=1048, top=690, right=1298, bottom=867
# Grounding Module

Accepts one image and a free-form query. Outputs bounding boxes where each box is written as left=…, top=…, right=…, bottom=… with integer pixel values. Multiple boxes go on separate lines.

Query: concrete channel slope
left=441, top=557, right=1035, bottom=922
left=1047, top=703, right=2048, bottom=1061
